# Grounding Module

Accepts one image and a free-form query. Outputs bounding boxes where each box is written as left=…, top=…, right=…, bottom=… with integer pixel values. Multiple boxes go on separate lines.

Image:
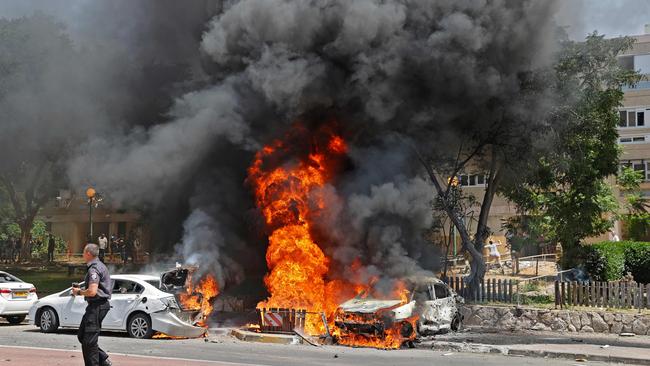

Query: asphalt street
left=0, top=320, right=626, bottom=366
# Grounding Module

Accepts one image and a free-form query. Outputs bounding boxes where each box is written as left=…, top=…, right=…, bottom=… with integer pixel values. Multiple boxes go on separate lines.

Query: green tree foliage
left=617, top=166, right=650, bottom=240
left=584, top=241, right=650, bottom=283
left=502, top=34, right=641, bottom=267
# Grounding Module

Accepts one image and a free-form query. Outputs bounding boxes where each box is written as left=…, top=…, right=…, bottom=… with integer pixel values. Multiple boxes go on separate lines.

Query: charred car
left=334, top=277, right=464, bottom=345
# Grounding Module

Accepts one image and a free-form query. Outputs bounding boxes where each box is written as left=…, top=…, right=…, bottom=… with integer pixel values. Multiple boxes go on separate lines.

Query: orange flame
left=248, top=123, right=416, bottom=348
left=178, top=275, right=220, bottom=327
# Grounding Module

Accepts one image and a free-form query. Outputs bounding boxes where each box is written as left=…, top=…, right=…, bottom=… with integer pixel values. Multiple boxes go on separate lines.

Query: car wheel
left=5, top=315, right=26, bottom=325
left=38, top=308, right=59, bottom=332
left=127, top=313, right=153, bottom=339
left=451, top=314, right=462, bottom=332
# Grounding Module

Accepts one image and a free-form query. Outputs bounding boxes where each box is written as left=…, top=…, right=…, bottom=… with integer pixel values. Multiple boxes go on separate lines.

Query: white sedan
left=0, top=271, right=38, bottom=324
left=28, top=274, right=206, bottom=339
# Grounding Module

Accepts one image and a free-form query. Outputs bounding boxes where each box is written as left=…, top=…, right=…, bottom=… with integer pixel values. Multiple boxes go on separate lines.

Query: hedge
left=583, top=241, right=650, bottom=283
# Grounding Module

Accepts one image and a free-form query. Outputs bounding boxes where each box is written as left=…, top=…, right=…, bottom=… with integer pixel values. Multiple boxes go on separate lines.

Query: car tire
left=450, top=314, right=462, bottom=332
left=5, top=315, right=26, bottom=325
left=127, top=313, right=153, bottom=339
left=38, top=308, right=59, bottom=332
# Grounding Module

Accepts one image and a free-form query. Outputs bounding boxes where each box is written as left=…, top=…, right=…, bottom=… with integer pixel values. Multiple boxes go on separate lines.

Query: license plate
left=13, top=291, right=27, bottom=298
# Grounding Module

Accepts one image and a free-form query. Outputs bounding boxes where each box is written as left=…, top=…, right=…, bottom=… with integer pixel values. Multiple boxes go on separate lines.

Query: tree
left=617, top=166, right=650, bottom=240
left=415, top=77, right=550, bottom=294
left=0, top=15, right=81, bottom=261
left=502, top=34, right=641, bottom=267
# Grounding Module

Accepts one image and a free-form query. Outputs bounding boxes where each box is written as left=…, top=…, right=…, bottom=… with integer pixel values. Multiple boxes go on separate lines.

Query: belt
left=85, top=297, right=109, bottom=304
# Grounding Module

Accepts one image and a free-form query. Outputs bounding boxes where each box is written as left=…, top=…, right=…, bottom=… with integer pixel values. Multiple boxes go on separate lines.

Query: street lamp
left=86, top=187, right=96, bottom=242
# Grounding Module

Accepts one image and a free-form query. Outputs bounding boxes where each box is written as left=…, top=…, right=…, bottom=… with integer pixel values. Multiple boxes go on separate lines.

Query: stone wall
left=461, top=305, right=650, bottom=335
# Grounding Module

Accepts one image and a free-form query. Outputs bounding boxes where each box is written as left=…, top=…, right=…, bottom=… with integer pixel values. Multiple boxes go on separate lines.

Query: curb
left=427, top=341, right=650, bottom=366
left=230, top=329, right=302, bottom=345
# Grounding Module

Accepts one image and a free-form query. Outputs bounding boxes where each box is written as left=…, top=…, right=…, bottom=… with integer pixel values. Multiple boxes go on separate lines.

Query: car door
left=103, top=279, right=144, bottom=330
left=60, top=285, right=87, bottom=327
left=430, top=283, right=456, bottom=326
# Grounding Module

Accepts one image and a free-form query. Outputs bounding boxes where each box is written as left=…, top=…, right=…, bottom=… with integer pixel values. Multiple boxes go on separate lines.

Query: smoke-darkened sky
left=2, top=0, right=648, bottom=40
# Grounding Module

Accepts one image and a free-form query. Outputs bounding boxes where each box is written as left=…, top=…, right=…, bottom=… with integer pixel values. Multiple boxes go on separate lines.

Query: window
left=112, top=280, right=144, bottom=294
left=619, top=136, right=646, bottom=144
left=619, top=109, right=650, bottom=128
left=433, top=284, right=449, bottom=299
left=145, top=279, right=161, bottom=289
left=635, top=54, right=650, bottom=75
left=458, top=174, right=487, bottom=187
left=0, top=272, right=22, bottom=283
left=620, top=160, right=649, bottom=181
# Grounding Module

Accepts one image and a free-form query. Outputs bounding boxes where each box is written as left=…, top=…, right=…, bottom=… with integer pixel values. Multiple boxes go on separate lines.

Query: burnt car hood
left=338, top=298, right=404, bottom=313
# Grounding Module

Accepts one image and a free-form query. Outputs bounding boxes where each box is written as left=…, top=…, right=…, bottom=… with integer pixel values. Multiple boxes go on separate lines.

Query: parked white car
left=28, top=274, right=206, bottom=339
left=0, top=271, right=38, bottom=324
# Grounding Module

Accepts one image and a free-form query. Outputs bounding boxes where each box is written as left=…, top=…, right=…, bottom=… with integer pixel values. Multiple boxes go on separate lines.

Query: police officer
left=72, top=243, right=112, bottom=366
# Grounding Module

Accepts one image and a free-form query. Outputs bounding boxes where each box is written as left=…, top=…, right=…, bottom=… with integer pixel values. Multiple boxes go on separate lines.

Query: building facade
left=37, top=189, right=150, bottom=255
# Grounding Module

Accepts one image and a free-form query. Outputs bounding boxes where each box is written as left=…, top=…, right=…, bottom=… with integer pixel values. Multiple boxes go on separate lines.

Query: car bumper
left=151, top=311, right=206, bottom=338
left=0, top=297, right=38, bottom=317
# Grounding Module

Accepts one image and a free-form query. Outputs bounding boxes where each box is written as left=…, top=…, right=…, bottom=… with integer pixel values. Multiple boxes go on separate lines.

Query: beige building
left=37, top=189, right=149, bottom=255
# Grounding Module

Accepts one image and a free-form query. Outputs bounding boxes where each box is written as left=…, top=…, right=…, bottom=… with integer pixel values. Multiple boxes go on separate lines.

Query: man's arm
left=73, top=283, right=98, bottom=297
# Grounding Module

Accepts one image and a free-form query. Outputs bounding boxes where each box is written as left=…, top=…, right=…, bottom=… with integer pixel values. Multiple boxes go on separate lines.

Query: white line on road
left=0, top=344, right=272, bottom=366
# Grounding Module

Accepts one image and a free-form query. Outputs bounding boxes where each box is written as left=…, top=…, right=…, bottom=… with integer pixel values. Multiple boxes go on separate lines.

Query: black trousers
left=77, top=300, right=110, bottom=366
left=98, top=249, right=105, bottom=262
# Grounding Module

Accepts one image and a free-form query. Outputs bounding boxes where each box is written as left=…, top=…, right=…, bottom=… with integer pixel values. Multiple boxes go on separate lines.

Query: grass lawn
left=1, top=265, right=83, bottom=297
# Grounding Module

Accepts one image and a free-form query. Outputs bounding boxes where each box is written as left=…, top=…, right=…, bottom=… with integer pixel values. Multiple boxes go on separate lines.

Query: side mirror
left=141, top=297, right=147, bottom=304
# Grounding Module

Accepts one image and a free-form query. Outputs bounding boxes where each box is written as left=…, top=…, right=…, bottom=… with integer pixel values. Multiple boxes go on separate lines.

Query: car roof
left=112, top=274, right=160, bottom=281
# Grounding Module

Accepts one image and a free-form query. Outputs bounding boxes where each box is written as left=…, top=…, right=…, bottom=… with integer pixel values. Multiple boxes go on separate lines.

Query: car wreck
left=334, top=277, right=464, bottom=347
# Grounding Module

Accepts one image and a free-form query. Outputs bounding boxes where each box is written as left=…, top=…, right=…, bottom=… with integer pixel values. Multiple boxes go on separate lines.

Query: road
left=0, top=321, right=622, bottom=365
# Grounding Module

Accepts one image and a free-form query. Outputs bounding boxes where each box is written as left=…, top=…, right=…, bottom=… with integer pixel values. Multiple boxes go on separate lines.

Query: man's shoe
left=101, top=358, right=112, bottom=366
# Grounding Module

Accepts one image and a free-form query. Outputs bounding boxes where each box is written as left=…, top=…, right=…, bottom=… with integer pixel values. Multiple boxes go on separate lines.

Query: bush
left=624, top=243, right=650, bottom=283
left=583, top=241, right=650, bottom=283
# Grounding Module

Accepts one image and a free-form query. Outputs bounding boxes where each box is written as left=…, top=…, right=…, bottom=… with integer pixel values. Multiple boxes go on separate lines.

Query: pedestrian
left=72, top=243, right=112, bottom=366
left=98, top=234, right=108, bottom=263
left=485, top=239, right=503, bottom=272
left=119, top=237, right=127, bottom=264
left=132, top=237, right=141, bottom=263
left=47, top=234, right=56, bottom=263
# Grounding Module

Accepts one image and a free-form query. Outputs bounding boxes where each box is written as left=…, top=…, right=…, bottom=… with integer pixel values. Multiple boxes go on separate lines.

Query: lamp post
left=86, top=187, right=96, bottom=242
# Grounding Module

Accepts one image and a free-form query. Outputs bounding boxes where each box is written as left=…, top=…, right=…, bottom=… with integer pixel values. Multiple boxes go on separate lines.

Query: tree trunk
left=416, top=154, right=486, bottom=297
left=18, top=220, right=33, bottom=262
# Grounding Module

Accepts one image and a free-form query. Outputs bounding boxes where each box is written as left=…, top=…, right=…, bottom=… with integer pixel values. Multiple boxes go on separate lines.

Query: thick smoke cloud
left=1, top=1, right=565, bottom=292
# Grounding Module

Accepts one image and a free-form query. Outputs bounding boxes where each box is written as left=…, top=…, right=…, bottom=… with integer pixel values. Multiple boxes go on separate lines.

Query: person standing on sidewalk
left=47, top=234, right=56, bottom=263
left=97, top=234, right=108, bottom=263
left=72, top=244, right=112, bottom=366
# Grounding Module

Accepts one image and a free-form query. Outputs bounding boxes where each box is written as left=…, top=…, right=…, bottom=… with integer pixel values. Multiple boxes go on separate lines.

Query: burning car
left=334, top=277, right=463, bottom=347
left=29, top=274, right=207, bottom=339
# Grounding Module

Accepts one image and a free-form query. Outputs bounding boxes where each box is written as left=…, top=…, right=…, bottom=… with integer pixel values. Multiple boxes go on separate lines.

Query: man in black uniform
left=72, top=243, right=112, bottom=366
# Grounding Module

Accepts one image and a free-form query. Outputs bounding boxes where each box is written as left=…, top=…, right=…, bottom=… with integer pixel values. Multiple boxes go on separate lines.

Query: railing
left=445, top=276, right=516, bottom=303
left=257, top=308, right=307, bottom=334
left=555, top=281, right=650, bottom=310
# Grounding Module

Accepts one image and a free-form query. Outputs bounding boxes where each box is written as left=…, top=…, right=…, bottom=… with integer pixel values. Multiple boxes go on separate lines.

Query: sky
left=0, top=0, right=648, bottom=40
left=556, top=0, right=650, bottom=39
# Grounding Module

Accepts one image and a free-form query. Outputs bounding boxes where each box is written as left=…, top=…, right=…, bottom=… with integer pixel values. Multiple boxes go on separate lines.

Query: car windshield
left=0, top=272, right=22, bottom=283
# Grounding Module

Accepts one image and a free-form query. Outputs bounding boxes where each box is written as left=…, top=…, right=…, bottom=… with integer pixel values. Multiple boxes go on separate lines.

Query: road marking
left=0, top=345, right=272, bottom=366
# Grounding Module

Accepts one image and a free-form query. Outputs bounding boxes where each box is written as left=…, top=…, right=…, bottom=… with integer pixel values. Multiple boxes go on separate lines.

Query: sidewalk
left=0, top=345, right=245, bottom=366
left=424, top=329, right=650, bottom=365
